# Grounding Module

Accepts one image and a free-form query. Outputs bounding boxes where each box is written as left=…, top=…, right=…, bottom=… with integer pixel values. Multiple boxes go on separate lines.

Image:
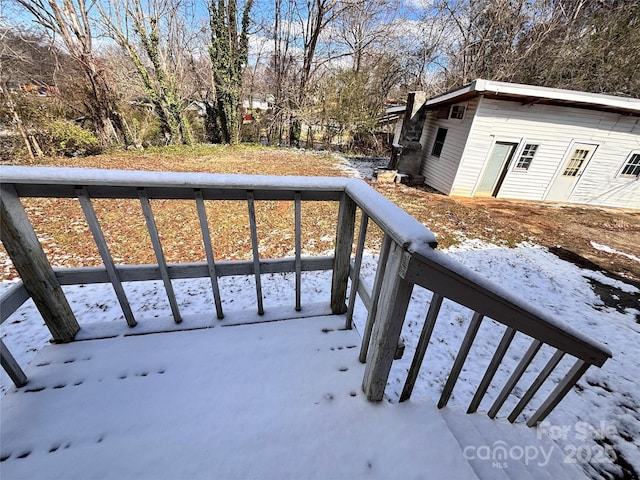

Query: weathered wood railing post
left=330, top=193, right=356, bottom=314
left=0, top=185, right=79, bottom=342
left=362, top=241, right=414, bottom=401
left=1, top=339, right=27, bottom=387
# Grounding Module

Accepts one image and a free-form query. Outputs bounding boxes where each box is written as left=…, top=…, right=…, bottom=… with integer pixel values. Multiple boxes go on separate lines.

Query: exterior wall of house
left=448, top=97, right=640, bottom=208
left=569, top=117, right=640, bottom=208
left=418, top=97, right=480, bottom=194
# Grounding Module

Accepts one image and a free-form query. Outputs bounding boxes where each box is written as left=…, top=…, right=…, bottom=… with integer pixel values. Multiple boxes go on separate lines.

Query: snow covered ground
left=389, top=243, right=640, bottom=480
left=2, top=242, right=638, bottom=479
left=336, top=155, right=388, bottom=180
left=591, top=241, right=640, bottom=264
left=1, top=157, right=638, bottom=478
left=1, top=315, right=483, bottom=480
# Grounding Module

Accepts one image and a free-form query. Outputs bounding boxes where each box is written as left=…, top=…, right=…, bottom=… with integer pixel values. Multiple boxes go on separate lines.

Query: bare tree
left=510, top=0, right=640, bottom=96
left=416, top=0, right=639, bottom=97
left=265, top=0, right=296, bottom=144
left=99, top=0, right=194, bottom=145
left=14, top=0, right=129, bottom=146
left=0, top=27, right=35, bottom=159
left=0, top=27, right=52, bottom=159
left=268, top=0, right=363, bottom=145
left=433, top=0, right=530, bottom=86
left=288, top=0, right=342, bottom=145
left=261, top=0, right=412, bottom=148
left=333, top=0, right=399, bottom=73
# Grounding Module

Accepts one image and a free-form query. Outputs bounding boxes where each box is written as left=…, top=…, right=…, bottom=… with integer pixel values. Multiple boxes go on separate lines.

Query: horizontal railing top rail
left=1, top=166, right=349, bottom=197
left=1, top=166, right=612, bottom=426
left=404, top=247, right=611, bottom=367
left=1, top=166, right=439, bottom=252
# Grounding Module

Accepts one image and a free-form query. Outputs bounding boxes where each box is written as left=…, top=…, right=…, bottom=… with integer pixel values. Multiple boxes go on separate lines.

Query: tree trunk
left=208, top=0, right=252, bottom=145
left=9, top=101, right=35, bottom=161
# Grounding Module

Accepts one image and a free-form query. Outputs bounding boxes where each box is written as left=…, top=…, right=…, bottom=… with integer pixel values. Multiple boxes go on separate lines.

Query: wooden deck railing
left=0, top=167, right=611, bottom=426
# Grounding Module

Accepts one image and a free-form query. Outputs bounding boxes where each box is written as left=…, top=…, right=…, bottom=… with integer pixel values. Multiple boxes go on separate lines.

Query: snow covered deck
left=1, top=315, right=585, bottom=480
left=1, top=167, right=614, bottom=478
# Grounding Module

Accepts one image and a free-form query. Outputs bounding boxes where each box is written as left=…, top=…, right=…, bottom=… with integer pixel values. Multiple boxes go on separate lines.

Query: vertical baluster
left=346, top=212, right=369, bottom=329
left=359, top=233, right=391, bottom=363
left=294, top=192, right=302, bottom=312
left=526, top=359, right=589, bottom=427
left=194, top=190, right=224, bottom=320
left=138, top=188, right=182, bottom=324
left=488, top=339, right=542, bottom=418
left=400, top=292, right=444, bottom=401
left=438, top=311, right=484, bottom=408
left=247, top=191, right=264, bottom=315
left=509, top=350, right=565, bottom=423
left=1, top=339, right=28, bottom=387
left=76, top=187, right=136, bottom=327
left=467, top=326, right=516, bottom=413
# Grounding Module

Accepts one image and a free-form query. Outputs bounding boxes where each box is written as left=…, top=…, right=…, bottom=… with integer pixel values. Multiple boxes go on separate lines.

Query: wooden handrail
left=404, top=247, right=611, bottom=366
left=0, top=166, right=348, bottom=199
left=0, top=167, right=612, bottom=425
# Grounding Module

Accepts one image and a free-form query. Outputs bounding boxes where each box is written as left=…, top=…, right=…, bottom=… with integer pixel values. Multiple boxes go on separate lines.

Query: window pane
left=450, top=106, right=465, bottom=119
left=563, top=149, right=589, bottom=176
left=621, top=153, right=640, bottom=177
left=515, top=144, right=538, bottom=170
left=431, top=128, right=448, bottom=157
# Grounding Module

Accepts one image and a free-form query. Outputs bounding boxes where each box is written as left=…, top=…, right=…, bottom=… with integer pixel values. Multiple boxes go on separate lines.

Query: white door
left=546, top=144, right=596, bottom=202
left=475, top=142, right=518, bottom=197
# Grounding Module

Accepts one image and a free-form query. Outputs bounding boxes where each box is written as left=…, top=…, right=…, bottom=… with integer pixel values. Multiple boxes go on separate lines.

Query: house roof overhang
left=423, top=79, right=640, bottom=116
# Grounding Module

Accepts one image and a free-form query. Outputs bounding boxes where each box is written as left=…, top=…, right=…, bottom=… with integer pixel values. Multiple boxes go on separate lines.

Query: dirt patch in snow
left=450, top=196, right=640, bottom=285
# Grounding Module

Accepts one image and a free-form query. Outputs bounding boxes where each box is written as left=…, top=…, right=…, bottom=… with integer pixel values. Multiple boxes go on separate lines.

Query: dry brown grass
left=2, top=145, right=639, bottom=284
left=1, top=146, right=351, bottom=279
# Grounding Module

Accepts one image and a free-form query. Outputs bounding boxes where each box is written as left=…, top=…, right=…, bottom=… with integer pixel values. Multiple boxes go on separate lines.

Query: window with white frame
left=515, top=144, right=539, bottom=170
left=620, top=152, right=640, bottom=178
left=449, top=105, right=465, bottom=119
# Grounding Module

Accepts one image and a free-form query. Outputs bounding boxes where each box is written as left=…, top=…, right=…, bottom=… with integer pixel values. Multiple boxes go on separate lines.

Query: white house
left=242, top=94, right=275, bottom=112
left=395, top=79, right=640, bottom=209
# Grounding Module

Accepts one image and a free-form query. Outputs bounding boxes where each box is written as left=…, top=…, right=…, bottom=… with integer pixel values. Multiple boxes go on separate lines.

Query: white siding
left=419, top=98, right=479, bottom=194
left=450, top=97, right=640, bottom=208
left=569, top=119, right=640, bottom=208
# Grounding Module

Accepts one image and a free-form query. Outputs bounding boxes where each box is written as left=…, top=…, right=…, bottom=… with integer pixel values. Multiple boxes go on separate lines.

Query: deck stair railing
left=0, top=167, right=611, bottom=426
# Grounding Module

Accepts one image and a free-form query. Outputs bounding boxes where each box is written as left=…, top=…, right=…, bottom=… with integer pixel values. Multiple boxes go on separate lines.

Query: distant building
left=242, top=94, right=275, bottom=112
left=394, top=79, right=640, bottom=209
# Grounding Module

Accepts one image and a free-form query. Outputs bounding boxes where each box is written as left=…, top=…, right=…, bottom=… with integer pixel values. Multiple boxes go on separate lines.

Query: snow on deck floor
left=1, top=315, right=477, bottom=480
